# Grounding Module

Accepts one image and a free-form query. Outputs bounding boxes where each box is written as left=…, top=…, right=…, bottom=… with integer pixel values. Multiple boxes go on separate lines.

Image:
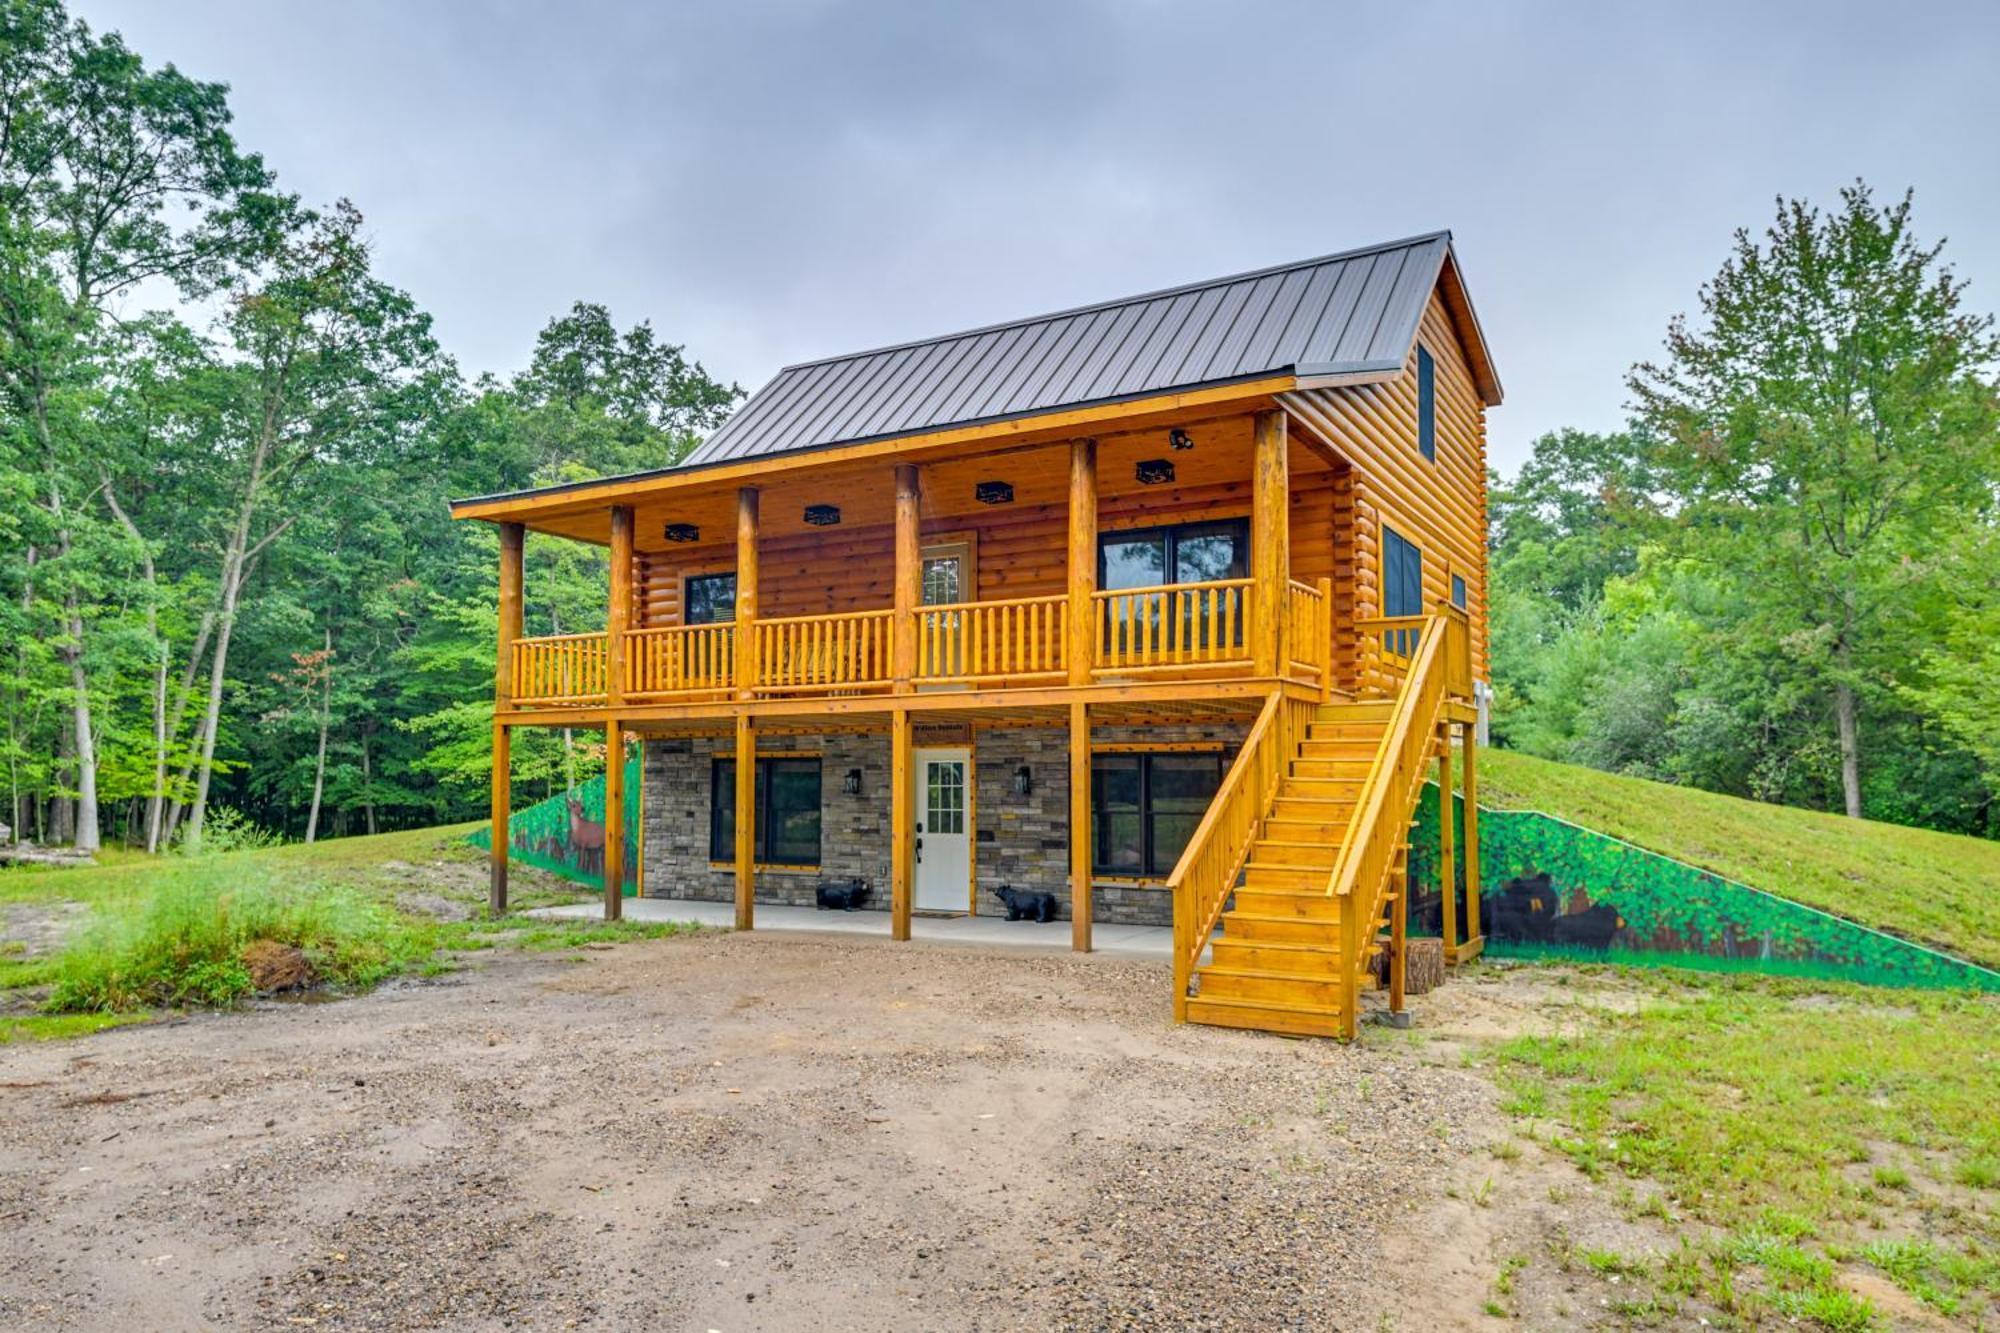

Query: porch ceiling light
left=1135, top=458, right=1175, bottom=486
left=803, top=504, right=841, bottom=526
left=663, top=523, right=700, bottom=543
left=1168, top=427, right=1194, bottom=451
left=975, top=480, right=1014, bottom=505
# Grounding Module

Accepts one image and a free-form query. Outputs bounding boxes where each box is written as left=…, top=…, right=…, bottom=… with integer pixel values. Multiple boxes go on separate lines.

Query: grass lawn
left=1477, top=749, right=2000, bottom=970
left=1488, top=968, right=2000, bottom=1326
left=0, top=822, right=697, bottom=1025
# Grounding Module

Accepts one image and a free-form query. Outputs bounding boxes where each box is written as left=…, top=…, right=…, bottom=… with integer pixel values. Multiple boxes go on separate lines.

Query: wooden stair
left=1184, top=700, right=1403, bottom=1039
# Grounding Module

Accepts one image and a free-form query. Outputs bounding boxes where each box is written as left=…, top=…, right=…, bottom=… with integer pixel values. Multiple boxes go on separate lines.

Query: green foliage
left=43, top=865, right=439, bottom=1011
left=1492, top=185, right=2000, bottom=839
left=0, top=2, right=740, bottom=851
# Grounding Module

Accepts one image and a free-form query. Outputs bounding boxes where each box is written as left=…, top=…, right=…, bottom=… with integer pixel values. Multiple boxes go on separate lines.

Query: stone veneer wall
left=641, top=722, right=1247, bottom=927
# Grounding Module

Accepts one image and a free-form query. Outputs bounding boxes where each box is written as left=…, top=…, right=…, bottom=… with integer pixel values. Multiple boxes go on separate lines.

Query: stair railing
left=1167, top=688, right=1316, bottom=1020
left=1323, top=608, right=1469, bottom=1037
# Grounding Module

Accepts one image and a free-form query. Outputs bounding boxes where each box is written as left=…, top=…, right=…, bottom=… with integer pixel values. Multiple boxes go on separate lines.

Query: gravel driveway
left=0, top=930, right=1507, bottom=1330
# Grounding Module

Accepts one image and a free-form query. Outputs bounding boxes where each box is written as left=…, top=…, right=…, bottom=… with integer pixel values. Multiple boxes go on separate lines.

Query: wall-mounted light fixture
left=1013, top=765, right=1033, bottom=797
left=843, top=768, right=863, bottom=796
left=803, top=504, right=841, bottom=527
left=664, top=523, right=700, bottom=543
left=1135, top=458, right=1175, bottom=485
left=1168, top=427, right=1194, bottom=451
left=975, top=480, right=1014, bottom=505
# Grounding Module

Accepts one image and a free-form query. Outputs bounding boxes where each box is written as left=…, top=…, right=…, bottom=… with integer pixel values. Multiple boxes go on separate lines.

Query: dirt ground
left=0, top=930, right=1717, bottom=1331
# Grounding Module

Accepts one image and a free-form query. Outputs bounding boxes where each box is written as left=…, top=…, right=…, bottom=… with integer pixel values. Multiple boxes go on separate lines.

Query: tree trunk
left=359, top=724, right=377, bottom=835
left=65, top=587, right=100, bottom=851
left=304, top=626, right=332, bottom=844
left=101, top=481, right=169, bottom=854
left=1834, top=678, right=1863, bottom=819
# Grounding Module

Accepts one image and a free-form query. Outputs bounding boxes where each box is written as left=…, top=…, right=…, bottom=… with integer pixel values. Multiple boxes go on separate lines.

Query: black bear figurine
left=816, top=879, right=871, bottom=912
left=991, top=885, right=1058, bottom=922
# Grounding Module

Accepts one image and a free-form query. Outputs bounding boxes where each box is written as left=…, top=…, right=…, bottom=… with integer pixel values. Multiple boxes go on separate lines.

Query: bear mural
left=1405, top=781, right=1998, bottom=992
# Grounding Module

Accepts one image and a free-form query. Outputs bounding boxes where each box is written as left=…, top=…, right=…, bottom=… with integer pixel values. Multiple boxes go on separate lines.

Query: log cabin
left=452, top=230, right=1501, bottom=1039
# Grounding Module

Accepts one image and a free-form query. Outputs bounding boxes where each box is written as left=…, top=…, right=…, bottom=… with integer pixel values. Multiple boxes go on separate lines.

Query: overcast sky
left=83, top=0, right=2000, bottom=475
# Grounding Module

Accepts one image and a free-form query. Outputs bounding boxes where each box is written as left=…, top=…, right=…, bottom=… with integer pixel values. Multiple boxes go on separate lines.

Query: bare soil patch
left=0, top=932, right=1741, bottom=1330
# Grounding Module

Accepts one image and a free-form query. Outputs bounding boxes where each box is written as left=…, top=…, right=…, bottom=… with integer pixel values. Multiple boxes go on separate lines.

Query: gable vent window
left=1416, top=345, right=1436, bottom=462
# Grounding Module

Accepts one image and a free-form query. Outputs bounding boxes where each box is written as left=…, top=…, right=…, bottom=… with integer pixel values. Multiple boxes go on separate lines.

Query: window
left=1416, top=345, right=1436, bottom=462
left=1091, top=752, right=1223, bottom=877
left=1098, top=519, right=1248, bottom=590
left=710, top=756, right=821, bottom=865
left=684, top=573, right=736, bottom=626
left=1099, top=519, right=1249, bottom=649
left=1383, top=527, right=1424, bottom=658
left=1451, top=573, right=1467, bottom=610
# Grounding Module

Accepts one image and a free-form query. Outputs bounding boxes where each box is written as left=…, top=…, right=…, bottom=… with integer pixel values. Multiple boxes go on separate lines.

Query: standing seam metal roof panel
left=683, top=230, right=1482, bottom=468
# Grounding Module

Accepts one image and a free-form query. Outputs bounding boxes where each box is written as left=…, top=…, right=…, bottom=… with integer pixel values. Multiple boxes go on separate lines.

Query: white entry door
left=913, top=747, right=971, bottom=912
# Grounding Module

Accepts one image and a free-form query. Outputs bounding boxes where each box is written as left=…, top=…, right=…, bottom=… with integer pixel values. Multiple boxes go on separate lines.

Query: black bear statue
left=991, top=885, right=1058, bottom=922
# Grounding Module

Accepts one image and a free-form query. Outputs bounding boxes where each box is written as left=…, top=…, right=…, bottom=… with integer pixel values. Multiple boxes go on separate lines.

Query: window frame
left=1089, top=750, right=1224, bottom=878
left=683, top=572, right=737, bottom=626
left=1451, top=573, right=1467, bottom=611
left=1416, top=344, right=1436, bottom=463
left=709, top=755, right=822, bottom=866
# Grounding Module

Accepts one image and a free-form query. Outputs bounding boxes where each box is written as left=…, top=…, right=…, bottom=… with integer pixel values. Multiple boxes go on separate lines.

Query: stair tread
left=1187, top=993, right=1347, bottom=1018
left=1197, top=963, right=1342, bottom=982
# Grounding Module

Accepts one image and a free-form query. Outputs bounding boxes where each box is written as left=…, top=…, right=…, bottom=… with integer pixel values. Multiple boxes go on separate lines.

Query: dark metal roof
left=685, top=230, right=1491, bottom=469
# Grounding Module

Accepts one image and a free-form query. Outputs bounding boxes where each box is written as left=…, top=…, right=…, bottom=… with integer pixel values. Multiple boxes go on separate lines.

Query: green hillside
left=1477, top=749, right=2000, bottom=970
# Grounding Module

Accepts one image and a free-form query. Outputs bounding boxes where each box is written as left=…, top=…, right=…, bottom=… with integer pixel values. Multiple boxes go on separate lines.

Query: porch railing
left=512, top=631, right=607, bottom=706
left=504, top=577, right=1365, bottom=708
left=1358, top=605, right=1470, bottom=699
left=1286, top=577, right=1332, bottom=684
left=1093, top=578, right=1253, bottom=674
left=752, top=608, right=893, bottom=694
left=625, top=622, right=735, bottom=698
left=916, top=593, right=1067, bottom=684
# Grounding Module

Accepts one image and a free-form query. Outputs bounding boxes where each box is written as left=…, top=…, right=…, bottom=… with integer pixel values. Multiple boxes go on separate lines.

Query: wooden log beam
left=603, top=718, right=625, bottom=921
left=1439, top=723, right=1457, bottom=959
left=733, top=711, right=755, bottom=931
left=1066, top=439, right=1097, bottom=687
left=1069, top=700, right=1092, bottom=952
left=892, top=464, right=920, bottom=687
left=1461, top=725, right=1482, bottom=949
left=735, top=487, right=760, bottom=701
left=490, top=522, right=524, bottom=917
left=891, top=706, right=913, bottom=941
left=1251, top=409, right=1289, bottom=678
left=608, top=506, right=634, bottom=707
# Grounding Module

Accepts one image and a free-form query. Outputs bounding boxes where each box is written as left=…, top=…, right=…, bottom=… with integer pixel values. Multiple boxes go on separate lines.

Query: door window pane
left=1092, top=756, right=1144, bottom=872
left=1172, top=527, right=1245, bottom=583
left=922, top=555, right=963, bottom=606
left=925, top=760, right=965, bottom=835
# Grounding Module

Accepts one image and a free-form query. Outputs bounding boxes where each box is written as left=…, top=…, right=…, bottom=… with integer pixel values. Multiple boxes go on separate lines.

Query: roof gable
left=686, top=230, right=1498, bottom=469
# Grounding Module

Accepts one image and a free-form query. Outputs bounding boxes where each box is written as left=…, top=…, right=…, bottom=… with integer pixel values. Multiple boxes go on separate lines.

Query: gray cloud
left=85, top=0, right=2000, bottom=472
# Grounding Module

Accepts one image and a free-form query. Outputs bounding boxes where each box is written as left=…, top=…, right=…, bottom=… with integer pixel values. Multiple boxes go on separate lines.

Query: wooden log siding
left=1282, top=293, right=1490, bottom=691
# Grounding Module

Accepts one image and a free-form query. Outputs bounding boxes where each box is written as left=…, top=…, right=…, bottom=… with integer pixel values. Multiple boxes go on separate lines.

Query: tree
left=0, top=0, right=280, bottom=848
left=1629, top=183, right=2000, bottom=818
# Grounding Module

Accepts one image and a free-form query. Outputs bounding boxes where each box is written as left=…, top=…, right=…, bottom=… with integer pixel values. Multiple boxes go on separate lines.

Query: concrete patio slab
left=525, top=896, right=1173, bottom=959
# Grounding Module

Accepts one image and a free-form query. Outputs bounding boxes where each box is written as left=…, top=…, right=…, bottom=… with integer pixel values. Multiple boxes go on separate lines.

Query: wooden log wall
left=1281, top=292, right=1490, bottom=693
left=634, top=418, right=1344, bottom=637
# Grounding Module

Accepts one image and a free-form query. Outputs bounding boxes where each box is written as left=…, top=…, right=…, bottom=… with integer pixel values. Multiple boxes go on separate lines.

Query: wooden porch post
left=1316, top=575, right=1334, bottom=702
left=1069, top=701, right=1092, bottom=952
left=603, top=721, right=625, bottom=921
left=892, top=464, right=921, bottom=688
left=733, top=712, right=755, bottom=931
left=1461, top=725, right=1482, bottom=950
left=1066, top=440, right=1097, bottom=686
left=1438, top=723, right=1457, bottom=956
left=735, top=487, right=760, bottom=701
left=1251, top=409, right=1290, bottom=678
left=489, top=521, right=524, bottom=918
left=891, top=707, right=913, bottom=941
left=603, top=506, right=634, bottom=919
